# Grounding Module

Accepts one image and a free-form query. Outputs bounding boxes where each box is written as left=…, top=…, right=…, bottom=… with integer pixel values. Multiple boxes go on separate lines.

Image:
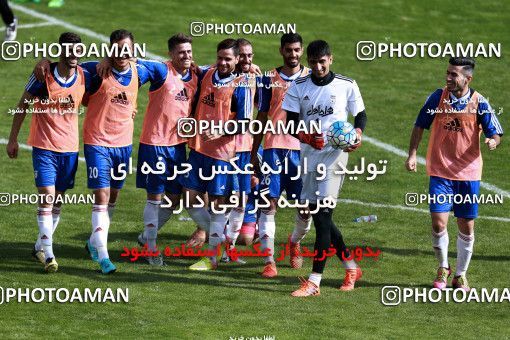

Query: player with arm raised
left=250, top=33, right=312, bottom=277
left=6, top=32, right=87, bottom=273
left=283, top=40, right=367, bottom=297
left=405, top=57, right=503, bottom=291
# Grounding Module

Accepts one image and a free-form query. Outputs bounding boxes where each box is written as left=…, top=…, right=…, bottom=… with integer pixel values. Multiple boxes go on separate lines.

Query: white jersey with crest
left=282, top=72, right=365, bottom=171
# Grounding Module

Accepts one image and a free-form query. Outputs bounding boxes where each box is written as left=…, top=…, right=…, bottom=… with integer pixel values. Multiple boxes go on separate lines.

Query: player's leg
left=156, top=143, right=187, bottom=232
left=431, top=212, right=450, bottom=288
left=31, top=147, right=59, bottom=271
left=429, top=176, right=454, bottom=288
left=225, top=151, right=251, bottom=247
left=84, top=145, right=115, bottom=274
left=182, top=150, right=211, bottom=237
left=291, top=172, right=321, bottom=297
left=285, top=150, right=312, bottom=269
left=258, top=149, right=282, bottom=277
left=452, top=180, right=479, bottom=291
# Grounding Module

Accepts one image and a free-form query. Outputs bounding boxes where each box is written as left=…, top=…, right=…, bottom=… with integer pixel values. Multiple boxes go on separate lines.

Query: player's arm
left=405, top=126, right=424, bottom=172
left=250, top=76, right=270, bottom=172
left=343, top=81, right=366, bottom=152
left=478, top=96, right=503, bottom=151
left=405, top=89, right=442, bottom=172
left=282, top=82, right=324, bottom=150
left=7, top=90, right=34, bottom=158
left=344, top=110, right=367, bottom=152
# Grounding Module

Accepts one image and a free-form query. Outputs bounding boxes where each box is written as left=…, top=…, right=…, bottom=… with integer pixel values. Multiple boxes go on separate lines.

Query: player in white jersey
left=282, top=40, right=367, bottom=297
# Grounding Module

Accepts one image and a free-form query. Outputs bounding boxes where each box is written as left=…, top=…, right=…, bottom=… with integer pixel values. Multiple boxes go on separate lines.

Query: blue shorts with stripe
left=180, top=149, right=238, bottom=196
left=136, top=142, right=186, bottom=195
left=429, top=176, right=480, bottom=219
left=84, top=144, right=132, bottom=190
left=32, top=147, right=78, bottom=191
left=260, top=148, right=302, bottom=199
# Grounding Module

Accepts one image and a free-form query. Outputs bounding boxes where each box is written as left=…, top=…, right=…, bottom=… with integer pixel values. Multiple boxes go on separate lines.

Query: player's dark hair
left=217, top=38, right=239, bottom=56
left=280, top=33, right=302, bottom=48
left=236, top=38, right=252, bottom=48
left=449, top=57, right=475, bottom=74
left=110, top=29, right=134, bottom=44
left=307, top=40, right=331, bottom=59
left=168, top=33, right=193, bottom=52
left=59, top=32, right=81, bottom=45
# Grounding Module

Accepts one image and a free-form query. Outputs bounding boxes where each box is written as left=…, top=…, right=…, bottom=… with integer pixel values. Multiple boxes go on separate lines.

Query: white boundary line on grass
left=9, top=3, right=165, bottom=61
left=11, top=3, right=509, bottom=199
left=0, top=22, right=56, bottom=31
left=1, top=139, right=508, bottom=223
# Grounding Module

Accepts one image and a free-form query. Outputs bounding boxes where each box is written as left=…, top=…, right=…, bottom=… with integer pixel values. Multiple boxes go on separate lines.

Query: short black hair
left=307, top=40, right=331, bottom=59
left=59, top=32, right=81, bottom=45
left=168, top=33, right=192, bottom=52
left=280, top=33, right=302, bottom=48
left=110, top=29, right=134, bottom=44
left=217, top=38, right=239, bottom=56
left=449, top=57, right=475, bottom=74
left=236, top=38, right=252, bottom=48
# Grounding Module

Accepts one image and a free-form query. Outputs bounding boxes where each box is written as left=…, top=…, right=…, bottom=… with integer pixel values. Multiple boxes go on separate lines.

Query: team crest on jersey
left=443, top=117, right=463, bottom=132
left=303, top=95, right=310, bottom=101
left=330, top=95, right=336, bottom=105
left=175, top=88, right=189, bottom=101
left=201, top=92, right=215, bottom=107
left=306, top=104, right=334, bottom=117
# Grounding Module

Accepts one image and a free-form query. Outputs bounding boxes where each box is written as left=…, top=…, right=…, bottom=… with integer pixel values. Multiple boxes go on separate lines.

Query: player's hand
left=344, top=128, right=362, bottom=153
left=405, top=154, right=417, bottom=172
left=34, top=59, right=51, bottom=82
left=250, top=154, right=261, bottom=175
left=96, top=58, right=112, bottom=79
left=297, top=131, right=325, bottom=150
left=132, top=108, right=137, bottom=119
left=6, top=140, right=19, bottom=159
left=190, top=61, right=204, bottom=77
left=249, top=63, right=262, bottom=76
left=485, top=138, right=497, bottom=151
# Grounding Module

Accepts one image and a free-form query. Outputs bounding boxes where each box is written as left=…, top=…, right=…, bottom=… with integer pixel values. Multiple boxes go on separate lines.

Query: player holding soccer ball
left=405, top=57, right=503, bottom=291
left=282, top=40, right=367, bottom=297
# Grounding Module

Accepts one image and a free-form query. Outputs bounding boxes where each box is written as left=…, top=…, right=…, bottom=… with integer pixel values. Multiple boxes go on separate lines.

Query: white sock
left=432, top=229, right=449, bottom=268
left=290, top=214, right=311, bottom=244
left=158, top=205, right=174, bottom=230
left=342, top=259, right=358, bottom=269
left=143, top=200, right=160, bottom=251
left=456, top=232, right=474, bottom=276
left=226, top=208, right=244, bottom=245
left=308, top=273, right=322, bottom=287
left=259, top=212, right=276, bottom=263
left=188, top=207, right=211, bottom=232
left=37, top=207, right=54, bottom=260
left=90, top=205, right=110, bottom=261
left=52, top=206, right=61, bottom=231
left=107, top=203, right=116, bottom=220
left=208, top=214, right=227, bottom=264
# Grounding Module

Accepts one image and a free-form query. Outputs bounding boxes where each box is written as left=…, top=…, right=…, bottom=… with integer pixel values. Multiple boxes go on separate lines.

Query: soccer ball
left=327, top=121, right=358, bottom=150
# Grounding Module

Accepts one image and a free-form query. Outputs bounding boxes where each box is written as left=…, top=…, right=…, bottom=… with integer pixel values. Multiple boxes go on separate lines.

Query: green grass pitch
left=0, top=0, right=509, bottom=338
